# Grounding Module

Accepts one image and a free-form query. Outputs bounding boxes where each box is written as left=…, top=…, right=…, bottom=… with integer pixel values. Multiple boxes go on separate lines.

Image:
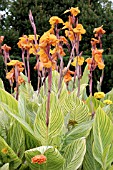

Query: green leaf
left=8, top=123, right=25, bottom=159
left=80, top=65, right=89, bottom=85
left=83, top=132, right=101, bottom=170
left=0, top=136, right=21, bottom=169
left=0, top=103, right=40, bottom=143
left=93, top=107, right=113, bottom=169
left=0, top=163, right=9, bottom=170
left=25, top=146, right=64, bottom=170
left=64, top=120, right=93, bottom=146
left=34, top=95, right=64, bottom=145
left=62, top=138, right=86, bottom=170
left=86, top=96, right=104, bottom=113
left=0, top=88, right=18, bottom=115
left=0, top=79, right=4, bottom=89
left=62, top=91, right=91, bottom=123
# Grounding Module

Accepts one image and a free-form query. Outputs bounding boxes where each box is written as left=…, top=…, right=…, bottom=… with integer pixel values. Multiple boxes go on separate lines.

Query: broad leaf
left=62, top=91, right=91, bottom=123
left=1, top=103, right=40, bottom=143
left=25, top=146, right=64, bottom=170
left=0, top=79, right=4, bottom=89
left=83, top=132, right=101, bottom=170
left=93, top=107, right=113, bottom=169
left=0, top=88, right=18, bottom=115
left=34, top=95, right=64, bottom=145
left=62, top=138, right=86, bottom=170
left=0, top=163, right=9, bottom=170
left=64, top=120, right=93, bottom=146
left=0, top=136, right=21, bottom=169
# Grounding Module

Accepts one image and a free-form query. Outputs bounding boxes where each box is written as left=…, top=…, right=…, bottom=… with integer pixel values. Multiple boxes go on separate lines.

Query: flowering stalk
left=46, top=67, right=52, bottom=127
left=15, top=65, right=19, bottom=100
left=27, top=51, right=30, bottom=83
left=29, top=10, right=41, bottom=91
left=22, top=49, right=27, bottom=76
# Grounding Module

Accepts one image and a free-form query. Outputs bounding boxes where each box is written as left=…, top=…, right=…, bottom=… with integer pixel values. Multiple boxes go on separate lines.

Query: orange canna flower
left=59, top=36, right=68, bottom=44
left=0, top=36, right=4, bottom=44
left=7, top=60, right=24, bottom=67
left=91, top=38, right=99, bottom=46
left=1, top=44, right=11, bottom=52
left=18, top=76, right=25, bottom=85
left=39, top=32, right=58, bottom=47
left=92, top=49, right=105, bottom=69
left=73, top=24, right=86, bottom=34
left=34, top=62, right=44, bottom=71
left=17, top=35, right=32, bottom=50
left=65, top=30, right=75, bottom=41
left=49, top=16, right=64, bottom=25
left=6, top=68, right=14, bottom=82
left=29, top=44, right=39, bottom=55
left=62, top=21, right=73, bottom=30
left=28, top=34, right=39, bottom=41
left=93, top=25, right=106, bottom=35
left=63, top=69, right=75, bottom=82
left=85, top=58, right=93, bottom=70
left=31, top=155, right=47, bottom=164
left=64, top=7, right=80, bottom=16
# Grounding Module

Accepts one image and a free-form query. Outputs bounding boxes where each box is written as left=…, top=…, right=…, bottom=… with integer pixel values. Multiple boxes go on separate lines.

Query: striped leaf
left=62, top=138, right=86, bottom=170
left=1, top=103, right=40, bottom=143
left=8, top=123, right=25, bottom=159
left=0, top=88, right=18, bottom=115
left=25, top=146, right=64, bottom=170
left=0, top=163, right=9, bottom=170
left=86, top=96, right=104, bottom=113
left=83, top=132, right=101, bottom=170
left=62, top=91, right=91, bottom=123
left=0, top=79, right=4, bottom=89
left=0, top=136, right=21, bottom=169
left=34, top=95, right=64, bottom=145
left=93, top=107, right=113, bottom=169
left=64, top=120, right=93, bottom=146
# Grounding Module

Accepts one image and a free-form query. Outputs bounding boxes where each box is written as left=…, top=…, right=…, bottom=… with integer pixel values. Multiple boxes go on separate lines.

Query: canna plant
left=0, top=6, right=113, bottom=170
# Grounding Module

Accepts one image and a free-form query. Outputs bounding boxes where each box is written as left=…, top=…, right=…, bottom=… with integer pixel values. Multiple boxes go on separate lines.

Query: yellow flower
left=28, top=34, right=39, bottom=41
left=7, top=60, right=24, bottom=66
left=64, top=7, right=80, bottom=16
left=49, top=16, right=63, bottom=25
left=71, top=56, right=84, bottom=66
left=103, top=99, right=112, bottom=105
left=94, top=92, right=105, bottom=99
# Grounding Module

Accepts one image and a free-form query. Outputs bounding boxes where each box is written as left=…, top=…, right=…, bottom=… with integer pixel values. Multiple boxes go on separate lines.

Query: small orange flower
left=1, top=44, right=11, bottom=52
left=49, top=16, right=63, bottom=25
left=93, top=25, right=106, bottom=36
left=1, top=148, right=8, bottom=154
left=0, top=36, right=4, bottom=44
left=64, top=7, right=80, bottom=16
left=34, top=62, right=44, bottom=71
left=31, top=155, right=47, bottom=164
left=63, top=69, right=75, bottom=82
left=18, top=76, right=25, bottom=85
left=65, top=30, right=75, bottom=41
left=91, top=38, right=99, bottom=46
